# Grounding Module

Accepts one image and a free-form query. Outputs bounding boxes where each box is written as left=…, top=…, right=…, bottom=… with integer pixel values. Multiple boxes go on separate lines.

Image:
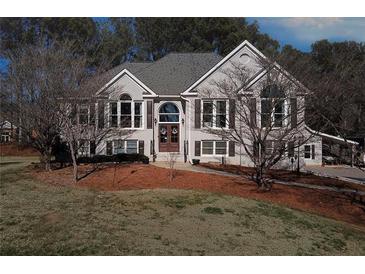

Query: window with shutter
left=290, top=98, right=297, bottom=128
left=106, top=141, right=113, bottom=155
left=288, top=141, right=295, bottom=158
left=195, top=99, right=201, bottom=128
left=195, top=141, right=201, bottom=156
left=229, top=99, right=235, bottom=129
left=139, top=140, right=144, bottom=155
left=98, top=102, right=105, bottom=129
left=228, top=141, right=235, bottom=157
left=147, top=101, right=153, bottom=129
left=250, top=98, right=256, bottom=127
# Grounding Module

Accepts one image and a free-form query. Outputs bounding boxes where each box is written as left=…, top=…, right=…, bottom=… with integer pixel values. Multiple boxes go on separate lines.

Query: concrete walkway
left=304, top=165, right=365, bottom=185
left=151, top=161, right=365, bottom=195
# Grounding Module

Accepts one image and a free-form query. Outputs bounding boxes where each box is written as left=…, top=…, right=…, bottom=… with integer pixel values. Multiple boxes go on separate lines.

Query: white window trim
left=201, top=140, right=228, bottom=157
left=158, top=103, right=180, bottom=124
left=303, top=144, right=315, bottom=159
left=77, top=140, right=90, bottom=156
left=260, top=98, right=288, bottom=129
left=112, top=139, right=139, bottom=154
left=108, top=101, right=118, bottom=128
left=201, top=99, right=229, bottom=129
left=78, top=104, right=90, bottom=125
left=108, top=100, right=144, bottom=129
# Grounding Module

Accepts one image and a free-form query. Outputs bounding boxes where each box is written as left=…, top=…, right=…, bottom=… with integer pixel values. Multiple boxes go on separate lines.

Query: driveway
left=304, top=165, right=365, bottom=184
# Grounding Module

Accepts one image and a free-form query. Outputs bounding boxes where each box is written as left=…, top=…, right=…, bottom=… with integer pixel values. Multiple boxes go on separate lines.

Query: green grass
left=1, top=157, right=365, bottom=255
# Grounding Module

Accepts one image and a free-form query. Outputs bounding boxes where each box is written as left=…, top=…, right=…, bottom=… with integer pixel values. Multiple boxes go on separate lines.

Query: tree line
left=1, top=18, right=363, bottom=138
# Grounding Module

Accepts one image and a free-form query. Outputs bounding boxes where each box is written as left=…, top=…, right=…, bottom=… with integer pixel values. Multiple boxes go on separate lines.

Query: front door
left=159, top=124, right=179, bottom=152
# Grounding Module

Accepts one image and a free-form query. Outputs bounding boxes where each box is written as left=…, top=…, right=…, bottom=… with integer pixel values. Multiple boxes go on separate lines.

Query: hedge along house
left=79, top=40, right=323, bottom=167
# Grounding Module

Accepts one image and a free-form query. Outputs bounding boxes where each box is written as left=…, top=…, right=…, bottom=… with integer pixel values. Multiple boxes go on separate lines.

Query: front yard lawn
left=1, top=158, right=365, bottom=255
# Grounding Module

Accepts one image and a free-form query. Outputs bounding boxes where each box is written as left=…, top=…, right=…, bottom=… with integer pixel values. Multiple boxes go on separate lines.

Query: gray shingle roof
left=104, top=53, right=223, bottom=95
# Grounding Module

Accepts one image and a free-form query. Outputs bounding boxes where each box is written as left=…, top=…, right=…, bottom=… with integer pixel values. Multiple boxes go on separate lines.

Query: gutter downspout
left=180, top=96, right=191, bottom=163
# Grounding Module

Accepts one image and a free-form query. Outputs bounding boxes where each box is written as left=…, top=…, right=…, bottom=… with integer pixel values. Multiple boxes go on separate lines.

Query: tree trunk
left=255, top=166, right=271, bottom=191
left=68, top=141, right=78, bottom=183
left=41, top=149, right=52, bottom=171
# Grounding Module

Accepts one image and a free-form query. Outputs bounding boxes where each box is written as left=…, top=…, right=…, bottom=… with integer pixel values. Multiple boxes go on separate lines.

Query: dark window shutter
left=98, top=102, right=105, bottom=129
left=106, top=141, right=113, bottom=155
left=147, top=101, right=153, bottom=129
left=150, top=140, right=153, bottom=155
left=229, top=99, right=235, bottom=129
left=195, top=141, right=201, bottom=156
left=71, top=104, right=77, bottom=125
left=139, top=140, right=144, bottom=155
left=90, top=141, right=96, bottom=155
left=249, top=98, right=256, bottom=127
left=312, top=145, right=315, bottom=159
left=229, top=141, right=235, bottom=157
left=253, top=141, right=258, bottom=158
left=288, top=141, right=295, bottom=157
left=90, top=103, right=95, bottom=125
left=194, top=99, right=201, bottom=129
left=290, top=98, right=297, bottom=128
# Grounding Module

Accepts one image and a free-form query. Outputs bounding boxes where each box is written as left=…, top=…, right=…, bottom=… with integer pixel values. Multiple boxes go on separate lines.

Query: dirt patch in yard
left=31, top=163, right=365, bottom=228
left=200, top=163, right=365, bottom=192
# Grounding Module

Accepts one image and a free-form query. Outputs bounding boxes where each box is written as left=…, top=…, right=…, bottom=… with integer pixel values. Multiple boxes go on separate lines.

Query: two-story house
left=76, top=40, right=323, bottom=167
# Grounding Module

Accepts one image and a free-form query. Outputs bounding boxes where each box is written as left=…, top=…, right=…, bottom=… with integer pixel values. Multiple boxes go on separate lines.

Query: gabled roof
left=306, top=126, right=359, bottom=145
left=96, top=68, right=157, bottom=97
left=181, top=40, right=265, bottom=95
left=98, top=53, right=223, bottom=96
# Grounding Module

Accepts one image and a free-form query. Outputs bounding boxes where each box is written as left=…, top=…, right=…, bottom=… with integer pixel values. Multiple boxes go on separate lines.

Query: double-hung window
left=201, top=140, right=228, bottom=156
left=109, top=102, right=118, bottom=127
left=304, top=145, right=315, bottom=159
left=109, top=94, right=143, bottom=129
left=120, top=95, right=132, bottom=128
left=216, top=101, right=227, bottom=128
left=79, top=105, right=89, bottom=125
left=202, top=101, right=213, bottom=127
left=134, top=102, right=143, bottom=128
left=260, top=85, right=286, bottom=128
left=202, top=100, right=227, bottom=128
left=113, top=140, right=138, bottom=154
left=78, top=139, right=89, bottom=156
left=273, top=99, right=285, bottom=127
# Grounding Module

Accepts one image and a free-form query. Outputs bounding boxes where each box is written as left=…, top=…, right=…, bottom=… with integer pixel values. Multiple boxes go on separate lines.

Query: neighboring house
left=73, top=40, right=324, bottom=167
left=0, top=120, right=17, bottom=143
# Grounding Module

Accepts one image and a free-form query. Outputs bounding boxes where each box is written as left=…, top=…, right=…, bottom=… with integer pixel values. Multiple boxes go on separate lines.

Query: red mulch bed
left=0, top=143, right=40, bottom=157
left=30, top=163, right=365, bottom=229
left=200, top=163, right=365, bottom=192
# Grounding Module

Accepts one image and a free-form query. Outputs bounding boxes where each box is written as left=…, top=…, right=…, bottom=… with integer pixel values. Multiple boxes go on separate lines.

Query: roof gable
left=95, top=69, right=157, bottom=97
left=181, top=40, right=265, bottom=95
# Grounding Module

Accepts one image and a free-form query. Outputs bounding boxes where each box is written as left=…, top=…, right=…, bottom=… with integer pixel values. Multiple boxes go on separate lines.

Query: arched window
left=261, top=85, right=285, bottom=127
left=120, top=94, right=132, bottom=101
left=159, top=103, right=180, bottom=123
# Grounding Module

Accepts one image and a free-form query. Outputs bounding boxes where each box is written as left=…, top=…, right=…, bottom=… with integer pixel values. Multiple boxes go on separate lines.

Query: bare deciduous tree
left=201, top=57, right=324, bottom=190
left=1, top=40, right=86, bottom=170
left=0, top=40, right=121, bottom=176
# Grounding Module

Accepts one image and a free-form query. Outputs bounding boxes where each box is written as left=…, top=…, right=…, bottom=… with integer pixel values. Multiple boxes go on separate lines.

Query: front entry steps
left=153, top=153, right=185, bottom=163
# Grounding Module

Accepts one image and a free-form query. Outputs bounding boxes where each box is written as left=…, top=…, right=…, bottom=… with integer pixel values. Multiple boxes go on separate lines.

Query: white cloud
left=260, top=17, right=365, bottom=42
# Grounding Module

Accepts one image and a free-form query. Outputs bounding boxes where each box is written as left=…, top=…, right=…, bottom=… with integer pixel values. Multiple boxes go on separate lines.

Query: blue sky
left=248, top=17, right=365, bottom=51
